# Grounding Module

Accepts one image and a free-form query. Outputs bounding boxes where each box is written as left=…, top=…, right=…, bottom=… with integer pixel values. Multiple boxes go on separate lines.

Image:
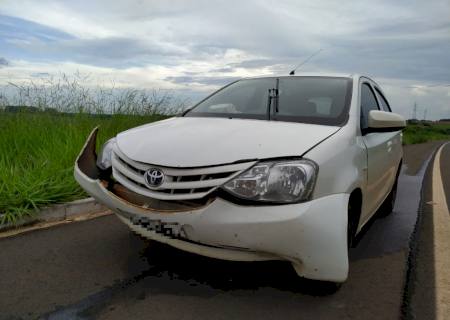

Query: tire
left=314, top=281, right=342, bottom=295
left=347, top=200, right=359, bottom=249
left=379, top=174, right=399, bottom=217
left=298, top=278, right=343, bottom=295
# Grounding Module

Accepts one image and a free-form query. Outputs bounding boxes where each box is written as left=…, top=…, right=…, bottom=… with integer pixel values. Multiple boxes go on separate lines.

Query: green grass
left=0, top=111, right=166, bottom=224
left=403, top=123, right=450, bottom=145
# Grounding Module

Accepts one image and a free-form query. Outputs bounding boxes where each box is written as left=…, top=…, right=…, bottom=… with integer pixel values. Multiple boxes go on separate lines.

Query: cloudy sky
left=0, top=0, right=449, bottom=119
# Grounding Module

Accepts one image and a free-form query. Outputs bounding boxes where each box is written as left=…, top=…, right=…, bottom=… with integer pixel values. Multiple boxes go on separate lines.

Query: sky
left=0, top=0, right=449, bottom=119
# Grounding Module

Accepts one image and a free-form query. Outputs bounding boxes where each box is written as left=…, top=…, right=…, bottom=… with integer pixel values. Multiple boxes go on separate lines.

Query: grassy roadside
left=403, top=123, right=450, bottom=145
left=0, top=112, right=166, bottom=224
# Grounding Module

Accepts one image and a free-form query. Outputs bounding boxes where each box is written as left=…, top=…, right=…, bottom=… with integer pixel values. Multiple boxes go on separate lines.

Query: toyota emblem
left=144, top=168, right=164, bottom=188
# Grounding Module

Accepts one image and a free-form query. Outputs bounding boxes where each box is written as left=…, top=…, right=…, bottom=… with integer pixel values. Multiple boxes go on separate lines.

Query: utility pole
left=423, top=108, right=427, bottom=121
left=412, top=102, right=417, bottom=120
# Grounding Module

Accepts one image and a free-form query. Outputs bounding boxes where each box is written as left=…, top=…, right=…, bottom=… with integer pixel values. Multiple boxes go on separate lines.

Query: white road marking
left=432, top=142, right=450, bottom=319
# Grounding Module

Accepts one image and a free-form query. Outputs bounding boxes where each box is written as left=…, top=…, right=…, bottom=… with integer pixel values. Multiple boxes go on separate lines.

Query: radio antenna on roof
left=289, top=48, right=323, bottom=75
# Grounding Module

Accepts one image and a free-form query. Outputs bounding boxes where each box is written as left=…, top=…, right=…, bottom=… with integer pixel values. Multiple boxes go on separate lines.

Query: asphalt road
left=0, top=141, right=448, bottom=320
left=409, top=142, right=450, bottom=319
left=440, top=142, right=450, bottom=210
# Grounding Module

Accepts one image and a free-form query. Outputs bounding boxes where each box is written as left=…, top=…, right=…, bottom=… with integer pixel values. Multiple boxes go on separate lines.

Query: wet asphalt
left=0, top=142, right=447, bottom=320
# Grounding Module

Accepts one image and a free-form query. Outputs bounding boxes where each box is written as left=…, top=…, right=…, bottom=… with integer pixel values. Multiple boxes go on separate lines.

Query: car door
left=359, top=80, right=399, bottom=223
left=373, top=84, right=403, bottom=190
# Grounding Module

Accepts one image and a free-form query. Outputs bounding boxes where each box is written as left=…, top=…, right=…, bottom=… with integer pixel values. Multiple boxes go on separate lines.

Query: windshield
left=185, top=76, right=353, bottom=126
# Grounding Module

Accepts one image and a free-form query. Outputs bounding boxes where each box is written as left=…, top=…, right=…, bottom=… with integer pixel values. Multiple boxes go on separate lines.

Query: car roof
left=244, top=73, right=360, bottom=79
left=242, top=73, right=377, bottom=84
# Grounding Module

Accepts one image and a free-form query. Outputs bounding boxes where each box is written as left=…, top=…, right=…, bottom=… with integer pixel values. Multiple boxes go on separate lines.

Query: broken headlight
left=222, top=159, right=318, bottom=203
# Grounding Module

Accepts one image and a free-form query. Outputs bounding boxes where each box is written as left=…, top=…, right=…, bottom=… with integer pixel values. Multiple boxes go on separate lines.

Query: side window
left=374, top=88, right=391, bottom=112
left=360, top=83, right=379, bottom=130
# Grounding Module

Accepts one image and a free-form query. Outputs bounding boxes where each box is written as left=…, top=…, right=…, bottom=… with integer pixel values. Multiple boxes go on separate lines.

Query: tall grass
left=0, top=74, right=186, bottom=224
left=0, top=112, right=167, bottom=224
left=1, top=72, right=188, bottom=114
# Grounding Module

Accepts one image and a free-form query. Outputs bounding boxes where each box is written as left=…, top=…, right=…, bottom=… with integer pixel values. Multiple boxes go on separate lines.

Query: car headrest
left=303, top=101, right=317, bottom=116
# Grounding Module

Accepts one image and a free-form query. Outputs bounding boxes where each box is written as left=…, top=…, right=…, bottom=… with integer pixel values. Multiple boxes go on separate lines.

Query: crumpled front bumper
left=74, top=128, right=350, bottom=282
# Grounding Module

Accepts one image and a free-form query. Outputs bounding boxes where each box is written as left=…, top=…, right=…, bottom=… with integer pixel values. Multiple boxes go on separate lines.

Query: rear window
left=185, top=76, right=353, bottom=126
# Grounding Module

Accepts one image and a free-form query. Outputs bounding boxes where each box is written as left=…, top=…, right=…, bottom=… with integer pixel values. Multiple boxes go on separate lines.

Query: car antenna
left=289, top=48, right=323, bottom=75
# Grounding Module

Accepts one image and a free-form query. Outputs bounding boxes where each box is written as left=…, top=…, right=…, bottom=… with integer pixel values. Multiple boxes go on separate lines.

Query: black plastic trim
left=361, top=127, right=404, bottom=135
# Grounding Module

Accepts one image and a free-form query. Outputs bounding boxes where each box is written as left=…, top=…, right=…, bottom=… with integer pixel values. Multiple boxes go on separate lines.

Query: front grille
left=111, top=146, right=256, bottom=200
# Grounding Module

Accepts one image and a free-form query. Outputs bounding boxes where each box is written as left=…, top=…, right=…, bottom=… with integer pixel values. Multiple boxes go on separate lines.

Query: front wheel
left=379, top=175, right=399, bottom=217
left=347, top=200, right=359, bottom=249
left=295, top=277, right=343, bottom=295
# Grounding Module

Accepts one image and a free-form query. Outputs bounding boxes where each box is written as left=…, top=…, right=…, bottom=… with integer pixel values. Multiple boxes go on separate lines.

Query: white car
left=75, top=74, right=405, bottom=284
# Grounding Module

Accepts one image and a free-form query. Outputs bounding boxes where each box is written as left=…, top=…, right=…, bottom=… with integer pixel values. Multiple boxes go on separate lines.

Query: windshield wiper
left=266, top=89, right=273, bottom=119
left=266, top=79, right=279, bottom=119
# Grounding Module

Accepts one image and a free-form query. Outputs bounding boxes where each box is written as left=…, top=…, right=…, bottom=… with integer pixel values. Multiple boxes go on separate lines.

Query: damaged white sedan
left=75, top=74, right=405, bottom=284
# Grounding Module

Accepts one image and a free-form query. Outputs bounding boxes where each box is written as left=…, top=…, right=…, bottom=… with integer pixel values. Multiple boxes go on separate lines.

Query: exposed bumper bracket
left=76, top=127, right=100, bottom=179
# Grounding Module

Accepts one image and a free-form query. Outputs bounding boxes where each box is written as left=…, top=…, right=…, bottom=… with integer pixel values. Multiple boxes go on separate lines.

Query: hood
left=116, top=117, right=339, bottom=167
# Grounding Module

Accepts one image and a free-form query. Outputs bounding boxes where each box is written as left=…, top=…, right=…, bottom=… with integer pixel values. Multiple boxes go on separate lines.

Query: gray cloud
left=10, top=36, right=187, bottom=68
left=1, top=0, right=449, bottom=118
left=0, top=57, right=9, bottom=67
left=4, top=0, right=449, bottom=80
left=30, top=72, right=50, bottom=77
left=165, top=75, right=240, bottom=86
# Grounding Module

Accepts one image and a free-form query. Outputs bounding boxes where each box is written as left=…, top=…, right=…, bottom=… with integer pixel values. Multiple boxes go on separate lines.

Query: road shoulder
left=408, top=142, right=450, bottom=319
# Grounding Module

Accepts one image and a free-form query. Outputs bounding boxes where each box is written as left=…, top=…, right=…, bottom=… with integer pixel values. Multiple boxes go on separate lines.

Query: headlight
left=96, top=138, right=116, bottom=170
left=222, top=159, right=318, bottom=203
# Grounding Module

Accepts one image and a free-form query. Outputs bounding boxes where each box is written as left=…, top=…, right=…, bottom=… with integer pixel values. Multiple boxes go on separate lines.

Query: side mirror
left=367, top=110, right=406, bottom=132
